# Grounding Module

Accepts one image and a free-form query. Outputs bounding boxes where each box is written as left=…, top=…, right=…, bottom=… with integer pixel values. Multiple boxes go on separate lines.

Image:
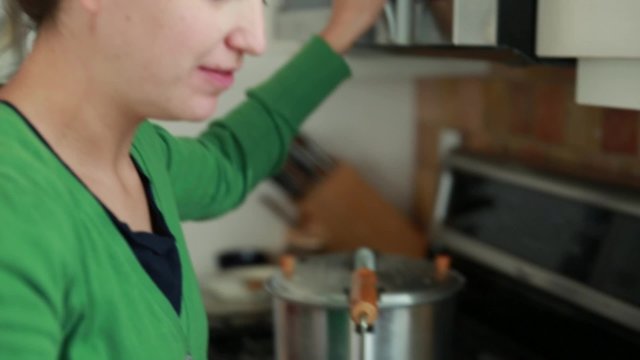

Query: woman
left=0, top=0, right=385, bottom=358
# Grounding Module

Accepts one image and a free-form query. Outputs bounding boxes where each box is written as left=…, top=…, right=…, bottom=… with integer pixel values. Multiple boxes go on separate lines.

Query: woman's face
left=89, top=0, right=266, bottom=121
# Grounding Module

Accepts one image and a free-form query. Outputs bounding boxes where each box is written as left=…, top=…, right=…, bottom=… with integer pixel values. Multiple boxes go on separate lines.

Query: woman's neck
left=0, top=28, right=143, bottom=175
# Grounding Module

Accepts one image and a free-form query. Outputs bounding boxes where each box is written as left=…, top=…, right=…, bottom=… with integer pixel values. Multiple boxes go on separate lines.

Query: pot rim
left=265, top=270, right=466, bottom=308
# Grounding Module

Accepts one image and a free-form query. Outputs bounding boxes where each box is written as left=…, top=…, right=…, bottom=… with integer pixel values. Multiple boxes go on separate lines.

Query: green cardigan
left=0, top=36, right=350, bottom=359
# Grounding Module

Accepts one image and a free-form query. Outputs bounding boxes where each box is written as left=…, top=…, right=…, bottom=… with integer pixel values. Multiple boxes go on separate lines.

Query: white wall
left=163, top=76, right=422, bottom=278
left=158, top=3, right=487, bottom=278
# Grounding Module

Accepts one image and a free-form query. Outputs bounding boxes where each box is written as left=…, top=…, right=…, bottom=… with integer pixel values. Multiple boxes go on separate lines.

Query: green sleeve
left=156, top=36, right=351, bottom=220
left=0, top=175, right=73, bottom=358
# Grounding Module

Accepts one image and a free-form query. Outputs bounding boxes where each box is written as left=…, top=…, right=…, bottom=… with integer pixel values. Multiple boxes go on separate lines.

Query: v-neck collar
left=0, top=100, right=150, bottom=231
left=1, top=100, right=195, bottom=356
left=0, top=99, right=189, bottom=321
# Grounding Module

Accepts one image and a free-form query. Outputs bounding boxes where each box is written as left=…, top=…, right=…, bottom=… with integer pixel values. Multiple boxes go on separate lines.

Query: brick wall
left=414, top=65, right=640, bottom=230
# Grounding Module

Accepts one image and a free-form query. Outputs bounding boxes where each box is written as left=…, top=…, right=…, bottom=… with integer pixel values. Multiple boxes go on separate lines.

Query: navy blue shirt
left=109, top=165, right=183, bottom=314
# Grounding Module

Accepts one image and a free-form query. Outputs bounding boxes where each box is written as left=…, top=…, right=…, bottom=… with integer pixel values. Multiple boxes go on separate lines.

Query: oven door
left=430, top=152, right=640, bottom=359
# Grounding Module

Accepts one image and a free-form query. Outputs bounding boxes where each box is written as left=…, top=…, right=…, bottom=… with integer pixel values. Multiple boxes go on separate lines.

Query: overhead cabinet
left=537, top=0, right=640, bottom=111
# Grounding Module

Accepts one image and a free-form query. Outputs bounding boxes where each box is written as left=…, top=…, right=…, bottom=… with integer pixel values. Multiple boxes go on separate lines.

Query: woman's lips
left=198, top=67, right=235, bottom=89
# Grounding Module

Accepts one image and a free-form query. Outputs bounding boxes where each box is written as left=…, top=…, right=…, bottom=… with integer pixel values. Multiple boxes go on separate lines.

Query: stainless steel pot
left=266, top=248, right=465, bottom=360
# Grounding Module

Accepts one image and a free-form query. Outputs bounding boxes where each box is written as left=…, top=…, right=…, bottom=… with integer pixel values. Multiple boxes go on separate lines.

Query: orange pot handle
left=350, top=268, right=379, bottom=327
left=280, top=254, right=296, bottom=279
left=435, top=254, right=451, bottom=281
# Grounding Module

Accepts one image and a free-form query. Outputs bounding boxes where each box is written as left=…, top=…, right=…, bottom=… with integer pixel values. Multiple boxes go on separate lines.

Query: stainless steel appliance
left=266, top=249, right=465, bottom=360
left=432, top=152, right=640, bottom=359
left=274, top=0, right=563, bottom=64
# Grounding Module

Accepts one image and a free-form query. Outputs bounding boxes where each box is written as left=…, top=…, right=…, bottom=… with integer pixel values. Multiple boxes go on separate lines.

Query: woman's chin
left=178, top=97, right=219, bottom=122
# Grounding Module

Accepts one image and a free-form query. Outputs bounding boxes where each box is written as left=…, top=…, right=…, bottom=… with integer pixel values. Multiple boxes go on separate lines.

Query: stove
left=208, top=314, right=274, bottom=360
left=433, top=152, right=640, bottom=359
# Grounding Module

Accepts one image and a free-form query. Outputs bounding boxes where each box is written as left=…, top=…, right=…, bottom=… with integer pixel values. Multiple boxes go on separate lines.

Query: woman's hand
left=319, top=0, right=387, bottom=54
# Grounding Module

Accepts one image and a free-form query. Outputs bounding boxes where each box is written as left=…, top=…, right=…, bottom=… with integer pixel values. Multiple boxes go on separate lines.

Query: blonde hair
left=5, top=0, right=58, bottom=26
left=1, top=2, right=29, bottom=56
left=0, top=0, right=57, bottom=82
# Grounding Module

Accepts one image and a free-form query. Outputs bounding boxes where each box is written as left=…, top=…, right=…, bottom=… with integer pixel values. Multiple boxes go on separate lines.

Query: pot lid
left=266, top=250, right=465, bottom=308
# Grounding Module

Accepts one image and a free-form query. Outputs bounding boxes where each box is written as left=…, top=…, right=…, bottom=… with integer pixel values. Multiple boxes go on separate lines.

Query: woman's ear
left=78, top=0, right=101, bottom=15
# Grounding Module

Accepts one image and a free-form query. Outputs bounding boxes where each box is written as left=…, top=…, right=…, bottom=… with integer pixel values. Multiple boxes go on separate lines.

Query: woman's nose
left=226, top=0, right=267, bottom=56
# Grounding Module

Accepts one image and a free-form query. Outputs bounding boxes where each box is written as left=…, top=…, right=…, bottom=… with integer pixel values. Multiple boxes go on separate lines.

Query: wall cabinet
left=536, top=0, right=640, bottom=111
left=537, top=0, right=640, bottom=58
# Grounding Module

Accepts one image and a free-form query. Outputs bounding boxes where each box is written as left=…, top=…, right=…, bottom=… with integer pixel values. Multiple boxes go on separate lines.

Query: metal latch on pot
left=350, top=248, right=379, bottom=360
